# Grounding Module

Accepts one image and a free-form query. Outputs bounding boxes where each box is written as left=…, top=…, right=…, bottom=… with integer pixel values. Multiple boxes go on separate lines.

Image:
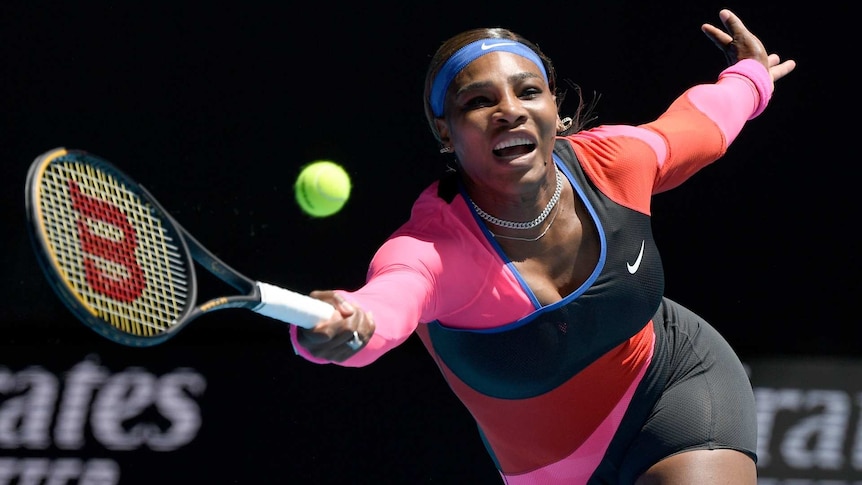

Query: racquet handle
left=253, top=282, right=336, bottom=329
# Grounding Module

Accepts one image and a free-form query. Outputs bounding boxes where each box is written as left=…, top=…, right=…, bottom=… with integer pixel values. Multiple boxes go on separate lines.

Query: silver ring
left=346, top=330, right=363, bottom=351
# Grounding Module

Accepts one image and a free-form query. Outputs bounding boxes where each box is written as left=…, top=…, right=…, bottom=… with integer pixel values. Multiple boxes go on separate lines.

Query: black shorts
left=592, top=297, right=758, bottom=483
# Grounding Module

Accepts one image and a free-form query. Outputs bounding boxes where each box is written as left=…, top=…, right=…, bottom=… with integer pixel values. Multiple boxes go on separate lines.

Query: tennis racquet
left=25, top=147, right=336, bottom=347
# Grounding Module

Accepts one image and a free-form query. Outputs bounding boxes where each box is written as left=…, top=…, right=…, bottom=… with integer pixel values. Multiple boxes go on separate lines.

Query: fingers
left=769, top=58, right=798, bottom=82
left=766, top=53, right=782, bottom=68
left=703, top=8, right=778, bottom=70
left=701, top=12, right=735, bottom=55
left=297, top=292, right=376, bottom=362
left=340, top=312, right=375, bottom=351
left=328, top=310, right=375, bottom=362
left=701, top=23, right=731, bottom=50
left=701, top=21, right=737, bottom=66
left=701, top=9, right=746, bottom=50
left=767, top=53, right=797, bottom=71
left=718, top=9, right=744, bottom=37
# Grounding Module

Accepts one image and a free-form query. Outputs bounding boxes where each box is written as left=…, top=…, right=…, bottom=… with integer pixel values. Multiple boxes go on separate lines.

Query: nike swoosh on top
left=626, top=240, right=645, bottom=274
left=481, top=41, right=517, bottom=50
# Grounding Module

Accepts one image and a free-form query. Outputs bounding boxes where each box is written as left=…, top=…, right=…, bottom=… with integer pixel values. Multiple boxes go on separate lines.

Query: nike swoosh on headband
left=429, top=39, right=548, bottom=117
left=626, top=240, right=645, bottom=274
left=481, top=41, right=517, bottom=50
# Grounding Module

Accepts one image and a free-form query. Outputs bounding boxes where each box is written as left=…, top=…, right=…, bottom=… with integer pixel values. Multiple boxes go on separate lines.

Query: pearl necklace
left=471, top=167, right=563, bottom=230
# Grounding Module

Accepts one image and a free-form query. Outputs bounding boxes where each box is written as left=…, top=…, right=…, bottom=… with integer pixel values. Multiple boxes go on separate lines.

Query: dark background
left=1, top=1, right=855, bottom=483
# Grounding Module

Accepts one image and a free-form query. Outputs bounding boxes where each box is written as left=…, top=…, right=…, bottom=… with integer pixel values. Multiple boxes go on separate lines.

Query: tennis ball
left=294, top=160, right=352, bottom=217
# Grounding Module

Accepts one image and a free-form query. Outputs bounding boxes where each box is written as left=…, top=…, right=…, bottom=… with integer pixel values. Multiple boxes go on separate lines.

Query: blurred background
left=2, top=1, right=856, bottom=483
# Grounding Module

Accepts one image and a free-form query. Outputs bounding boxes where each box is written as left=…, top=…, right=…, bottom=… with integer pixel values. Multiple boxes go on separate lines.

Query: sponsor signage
left=0, top=344, right=859, bottom=484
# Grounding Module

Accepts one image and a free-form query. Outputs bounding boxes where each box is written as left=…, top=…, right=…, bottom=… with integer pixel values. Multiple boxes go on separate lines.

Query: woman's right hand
left=295, top=290, right=376, bottom=363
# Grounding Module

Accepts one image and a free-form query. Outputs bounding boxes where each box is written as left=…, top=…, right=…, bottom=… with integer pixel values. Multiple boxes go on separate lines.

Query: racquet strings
left=36, top=154, right=190, bottom=338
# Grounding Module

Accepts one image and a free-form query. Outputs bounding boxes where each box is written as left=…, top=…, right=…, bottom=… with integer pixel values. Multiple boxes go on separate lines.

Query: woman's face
left=434, top=51, right=558, bottom=196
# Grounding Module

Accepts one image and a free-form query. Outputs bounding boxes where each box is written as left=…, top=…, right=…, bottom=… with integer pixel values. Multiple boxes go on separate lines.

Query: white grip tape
left=253, top=281, right=335, bottom=329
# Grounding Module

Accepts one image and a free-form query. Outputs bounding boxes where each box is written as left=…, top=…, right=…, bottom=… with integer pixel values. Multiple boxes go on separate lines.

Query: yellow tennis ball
left=294, top=160, right=352, bottom=217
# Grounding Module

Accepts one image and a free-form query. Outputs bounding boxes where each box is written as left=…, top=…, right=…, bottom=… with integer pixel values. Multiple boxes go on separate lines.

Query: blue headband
left=429, top=39, right=548, bottom=117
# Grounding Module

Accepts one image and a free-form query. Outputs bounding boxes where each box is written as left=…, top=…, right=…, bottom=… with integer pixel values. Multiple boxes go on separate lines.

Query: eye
left=519, top=86, right=542, bottom=100
left=463, top=95, right=494, bottom=109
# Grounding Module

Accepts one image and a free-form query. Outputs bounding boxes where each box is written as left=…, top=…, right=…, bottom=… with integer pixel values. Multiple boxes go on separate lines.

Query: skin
left=299, top=8, right=796, bottom=484
left=433, top=51, right=599, bottom=304
left=434, top=52, right=560, bottom=218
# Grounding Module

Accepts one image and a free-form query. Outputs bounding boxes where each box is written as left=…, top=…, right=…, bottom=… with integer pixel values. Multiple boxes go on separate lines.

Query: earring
left=558, top=116, right=573, bottom=132
left=439, top=146, right=453, bottom=154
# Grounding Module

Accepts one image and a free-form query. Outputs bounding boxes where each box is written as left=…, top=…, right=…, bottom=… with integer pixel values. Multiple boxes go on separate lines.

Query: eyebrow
left=454, top=71, right=542, bottom=98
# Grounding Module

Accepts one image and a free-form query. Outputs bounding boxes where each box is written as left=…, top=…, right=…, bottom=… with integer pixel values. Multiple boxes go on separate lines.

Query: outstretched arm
left=701, top=9, right=796, bottom=84
left=604, top=9, right=798, bottom=194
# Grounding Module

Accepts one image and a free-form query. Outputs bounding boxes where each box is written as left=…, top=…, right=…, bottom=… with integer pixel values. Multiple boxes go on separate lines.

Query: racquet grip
left=253, top=282, right=336, bottom=329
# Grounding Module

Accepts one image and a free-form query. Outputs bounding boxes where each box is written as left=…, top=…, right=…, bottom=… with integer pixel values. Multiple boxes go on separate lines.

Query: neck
left=470, top=166, right=563, bottom=231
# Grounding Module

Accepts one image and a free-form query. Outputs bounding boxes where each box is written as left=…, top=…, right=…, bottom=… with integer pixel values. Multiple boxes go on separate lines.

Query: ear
left=434, top=118, right=450, bottom=145
left=434, top=119, right=456, bottom=154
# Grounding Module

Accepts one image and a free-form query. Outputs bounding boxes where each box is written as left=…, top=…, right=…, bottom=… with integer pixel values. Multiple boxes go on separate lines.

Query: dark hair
left=423, top=27, right=597, bottom=143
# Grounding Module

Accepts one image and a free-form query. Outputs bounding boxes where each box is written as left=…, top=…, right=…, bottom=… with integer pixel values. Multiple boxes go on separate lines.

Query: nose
left=493, top=91, right=527, bottom=126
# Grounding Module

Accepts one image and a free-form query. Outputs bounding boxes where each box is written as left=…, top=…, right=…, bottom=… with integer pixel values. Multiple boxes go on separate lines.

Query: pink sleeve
left=288, top=236, right=441, bottom=368
left=685, top=58, right=773, bottom=146
left=723, top=58, right=774, bottom=119
left=564, top=58, right=774, bottom=209
left=288, top=270, right=430, bottom=367
left=634, top=57, right=773, bottom=193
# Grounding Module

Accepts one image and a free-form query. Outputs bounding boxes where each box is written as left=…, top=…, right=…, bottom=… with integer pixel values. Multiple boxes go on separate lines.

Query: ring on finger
left=346, top=330, right=363, bottom=351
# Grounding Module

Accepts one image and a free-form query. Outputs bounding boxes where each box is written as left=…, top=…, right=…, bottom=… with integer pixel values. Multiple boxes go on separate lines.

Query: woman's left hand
left=701, top=9, right=796, bottom=83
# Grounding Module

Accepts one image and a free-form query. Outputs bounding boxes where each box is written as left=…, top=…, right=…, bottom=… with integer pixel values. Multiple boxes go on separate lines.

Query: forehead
left=453, top=51, right=546, bottom=86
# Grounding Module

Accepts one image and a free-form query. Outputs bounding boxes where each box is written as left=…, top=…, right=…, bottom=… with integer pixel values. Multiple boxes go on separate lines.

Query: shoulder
left=373, top=176, right=489, bottom=271
left=554, top=133, right=660, bottom=214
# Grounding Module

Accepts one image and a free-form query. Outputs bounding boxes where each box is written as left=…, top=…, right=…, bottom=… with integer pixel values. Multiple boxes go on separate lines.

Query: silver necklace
left=471, top=166, right=563, bottom=230
left=490, top=201, right=561, bottom=242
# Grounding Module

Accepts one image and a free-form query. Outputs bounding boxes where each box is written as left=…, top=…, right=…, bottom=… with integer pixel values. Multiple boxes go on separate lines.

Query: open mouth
left=493, top=137, right=536, bottom=158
